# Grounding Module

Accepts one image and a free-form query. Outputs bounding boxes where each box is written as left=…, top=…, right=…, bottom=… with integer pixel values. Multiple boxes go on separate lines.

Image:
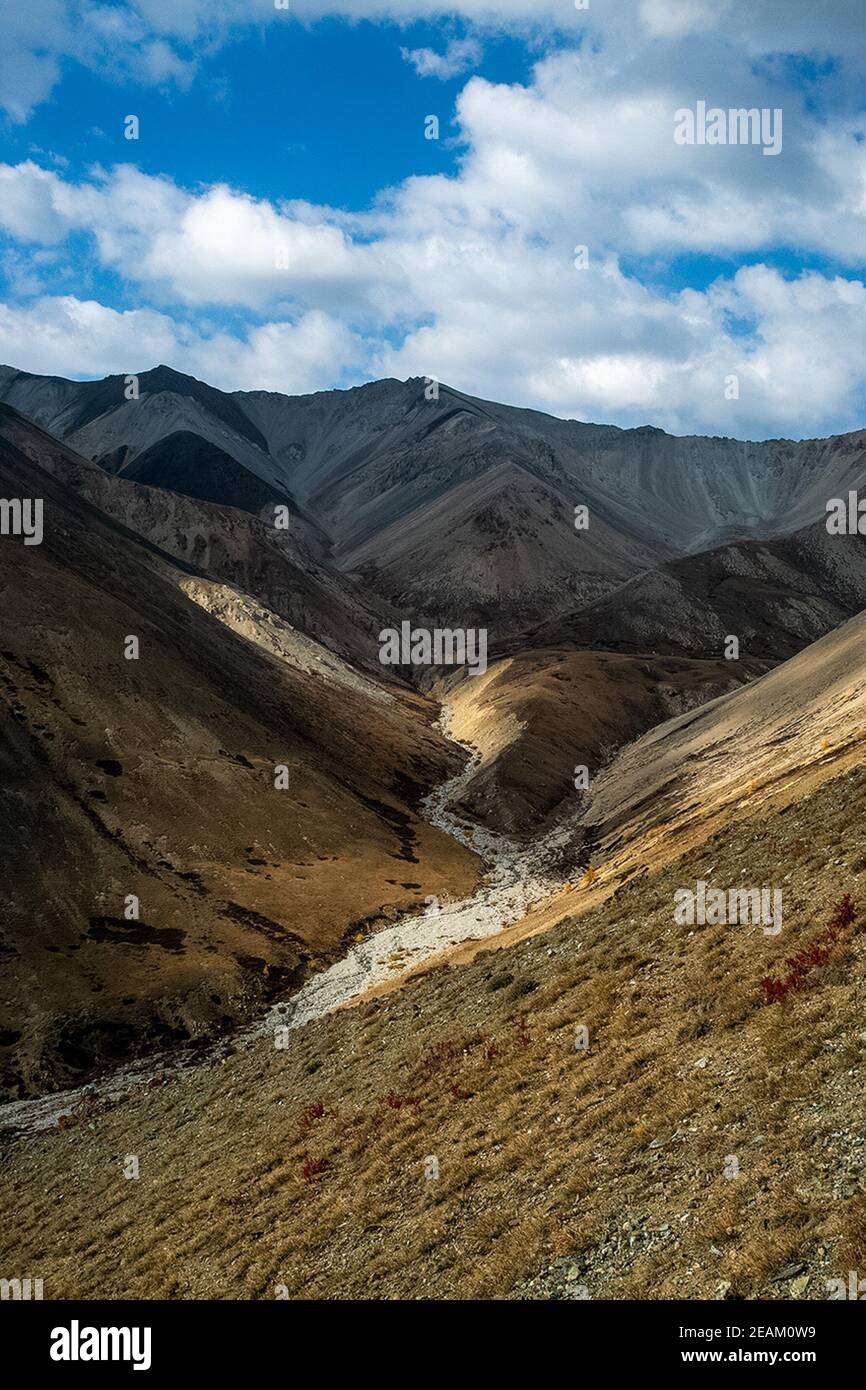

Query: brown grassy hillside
left=0, top=437, right=478, bottom=1098
left=0, top=765, right=863, bottom=1299
left=437, top=648, right=760, bottom=833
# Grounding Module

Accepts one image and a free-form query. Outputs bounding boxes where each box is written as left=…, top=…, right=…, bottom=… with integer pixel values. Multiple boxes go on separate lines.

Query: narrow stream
left=259, top=711, right=584, bottom=1037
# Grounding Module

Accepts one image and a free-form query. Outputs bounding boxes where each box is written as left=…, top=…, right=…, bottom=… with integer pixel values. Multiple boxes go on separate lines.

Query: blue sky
left=0, top=1, right=865, bottom=439
left=4, top=18, right=539, bottom=206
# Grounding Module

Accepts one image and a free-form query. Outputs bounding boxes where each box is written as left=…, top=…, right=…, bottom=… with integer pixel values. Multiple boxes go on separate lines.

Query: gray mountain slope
left=238, top=376, right=866, bottom=551
left=2, top=363, right=865, bottom=638
left=522, top=511, right=866, bottom=662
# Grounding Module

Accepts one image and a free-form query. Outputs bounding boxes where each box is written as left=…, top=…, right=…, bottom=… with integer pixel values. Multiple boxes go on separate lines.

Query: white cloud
left=638, top=0, right=729, bottom=41
left=2, top=14, right=866, bottom=436
left=141, top=184, right=387, bottom=310
left=0, top=164, right=404, bottom=315
left=401, top=36, right=482, bottom=80
left=0, top=162, right=73, bottom=243
left=370, top=243, right=866, bottom=438
left=0, top=296, right=181, bottom=378
left=0, top=1, right=70, bottom=122
left=0, top=294, right=364, bottom=396
left=0, top=1, right=198, bottom=123
left=3, top=35, right=863, bottom=305
left=534, top=266, right=866, bottom=438
left=190, top=311, right=367, bottom=393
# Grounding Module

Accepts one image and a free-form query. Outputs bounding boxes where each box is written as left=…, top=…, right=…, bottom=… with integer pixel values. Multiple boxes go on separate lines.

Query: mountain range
left=3, top=362, right=865, bottom=644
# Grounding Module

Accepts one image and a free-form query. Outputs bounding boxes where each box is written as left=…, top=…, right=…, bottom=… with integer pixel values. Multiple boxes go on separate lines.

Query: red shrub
left=301, top=1156, right=329, bottom=1183
left=384, top=1091, right=421, bottom=1110
left=760, top=896, right=858, bottom=1005
left=829, top=893, right=857, bottom=929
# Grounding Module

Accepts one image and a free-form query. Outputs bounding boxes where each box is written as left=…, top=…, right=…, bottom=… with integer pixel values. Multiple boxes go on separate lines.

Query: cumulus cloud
left=0, top=294, right=364, bottom=396
left=189, top=311, right=368, bottom=393
left=2, top=39, right=863, bottom=298
left=0, top=1, right=197, bottom=123
left=372, top=247, right=866, bottom=439
left=520, top=266, right=866, bottom=439
left=0, top=1, right=69, bottom=123
left=0, top=163, right=404, bottom=315
left=638, top=0, right=728, bottom=41
left=0, top=296, right=181, bottom=378
left=0, top=162, right=75, bottom=243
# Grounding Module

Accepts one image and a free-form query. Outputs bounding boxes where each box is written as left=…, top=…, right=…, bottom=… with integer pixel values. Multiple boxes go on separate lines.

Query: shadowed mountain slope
left=523, top=514, right=866, bottom=663
left=0, top=404, right=391, bottom=673
left=120, top=430, right=287, bottom=515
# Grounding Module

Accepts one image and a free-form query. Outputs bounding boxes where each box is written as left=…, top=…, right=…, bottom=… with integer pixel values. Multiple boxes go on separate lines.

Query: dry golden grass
left=1, top=767, right=866, bottom=1300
